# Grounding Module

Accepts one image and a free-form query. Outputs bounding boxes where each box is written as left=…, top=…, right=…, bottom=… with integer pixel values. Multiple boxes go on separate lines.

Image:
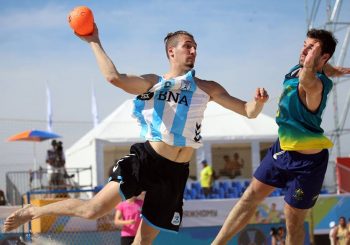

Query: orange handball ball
left=68, top=6, right=94, bottom=36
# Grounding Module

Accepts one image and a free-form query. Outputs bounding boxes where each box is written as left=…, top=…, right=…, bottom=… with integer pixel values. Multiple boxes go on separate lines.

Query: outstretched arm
left=245, top=88, right=269, bottom=118
left=200, top=80, right=268, bottom=118
left=77, top=24, right=158, bottom=95
left=324, top=63, right=350, bottom=77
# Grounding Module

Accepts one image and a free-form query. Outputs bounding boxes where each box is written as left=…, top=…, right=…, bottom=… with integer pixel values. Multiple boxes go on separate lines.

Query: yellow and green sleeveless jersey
left=276, top=65, right=333, bottom=151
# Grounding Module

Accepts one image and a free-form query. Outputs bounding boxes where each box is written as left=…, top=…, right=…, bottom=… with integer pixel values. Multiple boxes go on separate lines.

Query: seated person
left=231, top=152, right=244, bottom=177
left=219, top=155, right=233, bottom=177
left=219, top=153, right=244, bottom=178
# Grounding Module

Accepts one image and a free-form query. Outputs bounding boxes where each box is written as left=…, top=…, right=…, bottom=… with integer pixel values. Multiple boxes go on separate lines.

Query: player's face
left=299, top=38, right=320, bottom=65
left=339, top=218, right=346, bottom=226
left=173, top=35, right=197, bottom=69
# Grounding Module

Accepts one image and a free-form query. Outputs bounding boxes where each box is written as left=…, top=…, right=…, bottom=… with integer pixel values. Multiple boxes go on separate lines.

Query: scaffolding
left=305, top=0, right=350, bottom=192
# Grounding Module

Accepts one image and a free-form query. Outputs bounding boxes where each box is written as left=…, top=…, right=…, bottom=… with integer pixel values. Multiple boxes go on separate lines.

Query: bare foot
left=3, top=204, right=34, bottom=232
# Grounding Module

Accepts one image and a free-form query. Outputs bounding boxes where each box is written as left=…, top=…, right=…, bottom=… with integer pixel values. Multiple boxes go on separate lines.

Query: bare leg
left=132, top=219, right=160, bottom=245
left=284, top=203, right=308, bottom=245
left=3, top=181, right=121, bottom=232
left=212, top=178, right=275, bottom=245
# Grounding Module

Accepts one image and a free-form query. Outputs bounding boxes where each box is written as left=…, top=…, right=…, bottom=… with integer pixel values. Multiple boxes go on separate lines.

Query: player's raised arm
left=78, top=24, right=158, bottom=95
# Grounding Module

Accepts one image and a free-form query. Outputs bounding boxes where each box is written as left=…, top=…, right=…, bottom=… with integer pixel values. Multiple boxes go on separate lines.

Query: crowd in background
left=330, top=216, right=350, bottom=245
left=199, top=153, right=245, bottom=198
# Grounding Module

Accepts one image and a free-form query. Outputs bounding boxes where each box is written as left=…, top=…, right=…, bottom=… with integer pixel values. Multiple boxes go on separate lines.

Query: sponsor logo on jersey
left=180, top=79, right=191, bottom=91
left=158, top=91, right=188, bottom=106
left=137, top=92, right=154, bottom=100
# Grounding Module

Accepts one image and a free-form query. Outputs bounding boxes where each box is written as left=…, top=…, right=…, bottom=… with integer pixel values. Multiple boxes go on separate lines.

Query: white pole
left=33, top=142, right=37, bottom=171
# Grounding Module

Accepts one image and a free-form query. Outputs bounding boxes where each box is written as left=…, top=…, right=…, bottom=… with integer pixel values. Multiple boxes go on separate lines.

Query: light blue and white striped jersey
left=133, top=69, right=210, bottom=148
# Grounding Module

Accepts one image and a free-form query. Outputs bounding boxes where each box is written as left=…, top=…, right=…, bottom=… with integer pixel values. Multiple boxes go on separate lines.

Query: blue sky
left=0, top=0, right=349, bottom=189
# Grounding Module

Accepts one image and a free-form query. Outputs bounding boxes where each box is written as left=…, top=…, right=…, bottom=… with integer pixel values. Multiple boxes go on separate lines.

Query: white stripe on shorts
left=273, top=150, right=285, bottom=160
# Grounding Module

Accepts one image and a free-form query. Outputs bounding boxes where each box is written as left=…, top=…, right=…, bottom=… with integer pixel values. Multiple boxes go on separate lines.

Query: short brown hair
left=307, top=29, right=337, bottom=57
left=164, top=30, right=195, bottom=58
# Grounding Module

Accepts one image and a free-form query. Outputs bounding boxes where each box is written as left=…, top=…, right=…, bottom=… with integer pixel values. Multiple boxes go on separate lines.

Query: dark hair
left=164, top=30, right=195, bottom=58
left=56, top=141, right=63, bottom=152
left=307, top=29, right=337, bottom=58
left=277, top=226, right=285, bottom=232
left=340, top=216, right=346, bottom=222
left=270, top=227, right=277, bottom=236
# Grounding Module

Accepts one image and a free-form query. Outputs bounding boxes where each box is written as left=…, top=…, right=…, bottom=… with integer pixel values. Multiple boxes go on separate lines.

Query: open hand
left=303, top=42, right=322, bottom=70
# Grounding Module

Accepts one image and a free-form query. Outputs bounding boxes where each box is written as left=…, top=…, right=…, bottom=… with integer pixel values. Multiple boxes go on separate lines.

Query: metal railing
left=6, top=166, right=92, bottom=205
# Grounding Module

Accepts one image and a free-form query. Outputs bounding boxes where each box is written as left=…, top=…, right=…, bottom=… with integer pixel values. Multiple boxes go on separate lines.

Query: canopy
left=7, top=130, right=61, bottom=142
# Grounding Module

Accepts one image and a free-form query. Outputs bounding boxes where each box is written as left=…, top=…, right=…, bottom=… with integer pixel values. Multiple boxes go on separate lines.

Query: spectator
left=114, top=196, right=144, bottom=245
left=332, top=216, right=348, bottom=245
left=270, top=226, right=285, bottom=245
left=277, top=226, right=286, bottom=245
left=200, top=159, right=214, bottom=197
left=55, top=141, right=72, bottom=197
left=46, top=140, right=59, bottom=188
left=0, top=189, right=6, bottom=206
left=270, top=227, right=278, bottom=245
left=219, top=155, right=234, bottom=177
left=329, top=221, right=337, bottom=245
left=46, top=140, right=72, bottom=197
left=219, top=153, right=244, bottom=178
left=56, top=141, right=74, bottom=179
left=231, top=152, right=244, bottom=178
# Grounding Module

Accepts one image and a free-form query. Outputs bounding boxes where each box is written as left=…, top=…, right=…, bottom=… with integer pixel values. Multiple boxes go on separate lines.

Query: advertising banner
left=1, top=194, right=348, bottom=235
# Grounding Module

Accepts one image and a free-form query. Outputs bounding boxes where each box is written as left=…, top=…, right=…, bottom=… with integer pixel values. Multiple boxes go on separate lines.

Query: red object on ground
left=336, top=157, right=350, bottom=193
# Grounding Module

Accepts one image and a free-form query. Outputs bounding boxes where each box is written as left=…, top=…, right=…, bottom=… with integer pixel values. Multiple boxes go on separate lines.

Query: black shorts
left=121, top=236, right=135, bottom=245
left=109, top=141, right=189, bottom=233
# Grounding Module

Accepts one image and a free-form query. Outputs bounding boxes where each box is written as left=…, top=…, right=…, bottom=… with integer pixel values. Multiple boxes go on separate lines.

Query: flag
left=46, top=83, right=53, bottom=132
left=91, top=84, right=99, bottom=127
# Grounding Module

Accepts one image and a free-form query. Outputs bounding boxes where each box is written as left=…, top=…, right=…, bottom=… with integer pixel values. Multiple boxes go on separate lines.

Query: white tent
left=66, top=99, right=278, bottom=186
